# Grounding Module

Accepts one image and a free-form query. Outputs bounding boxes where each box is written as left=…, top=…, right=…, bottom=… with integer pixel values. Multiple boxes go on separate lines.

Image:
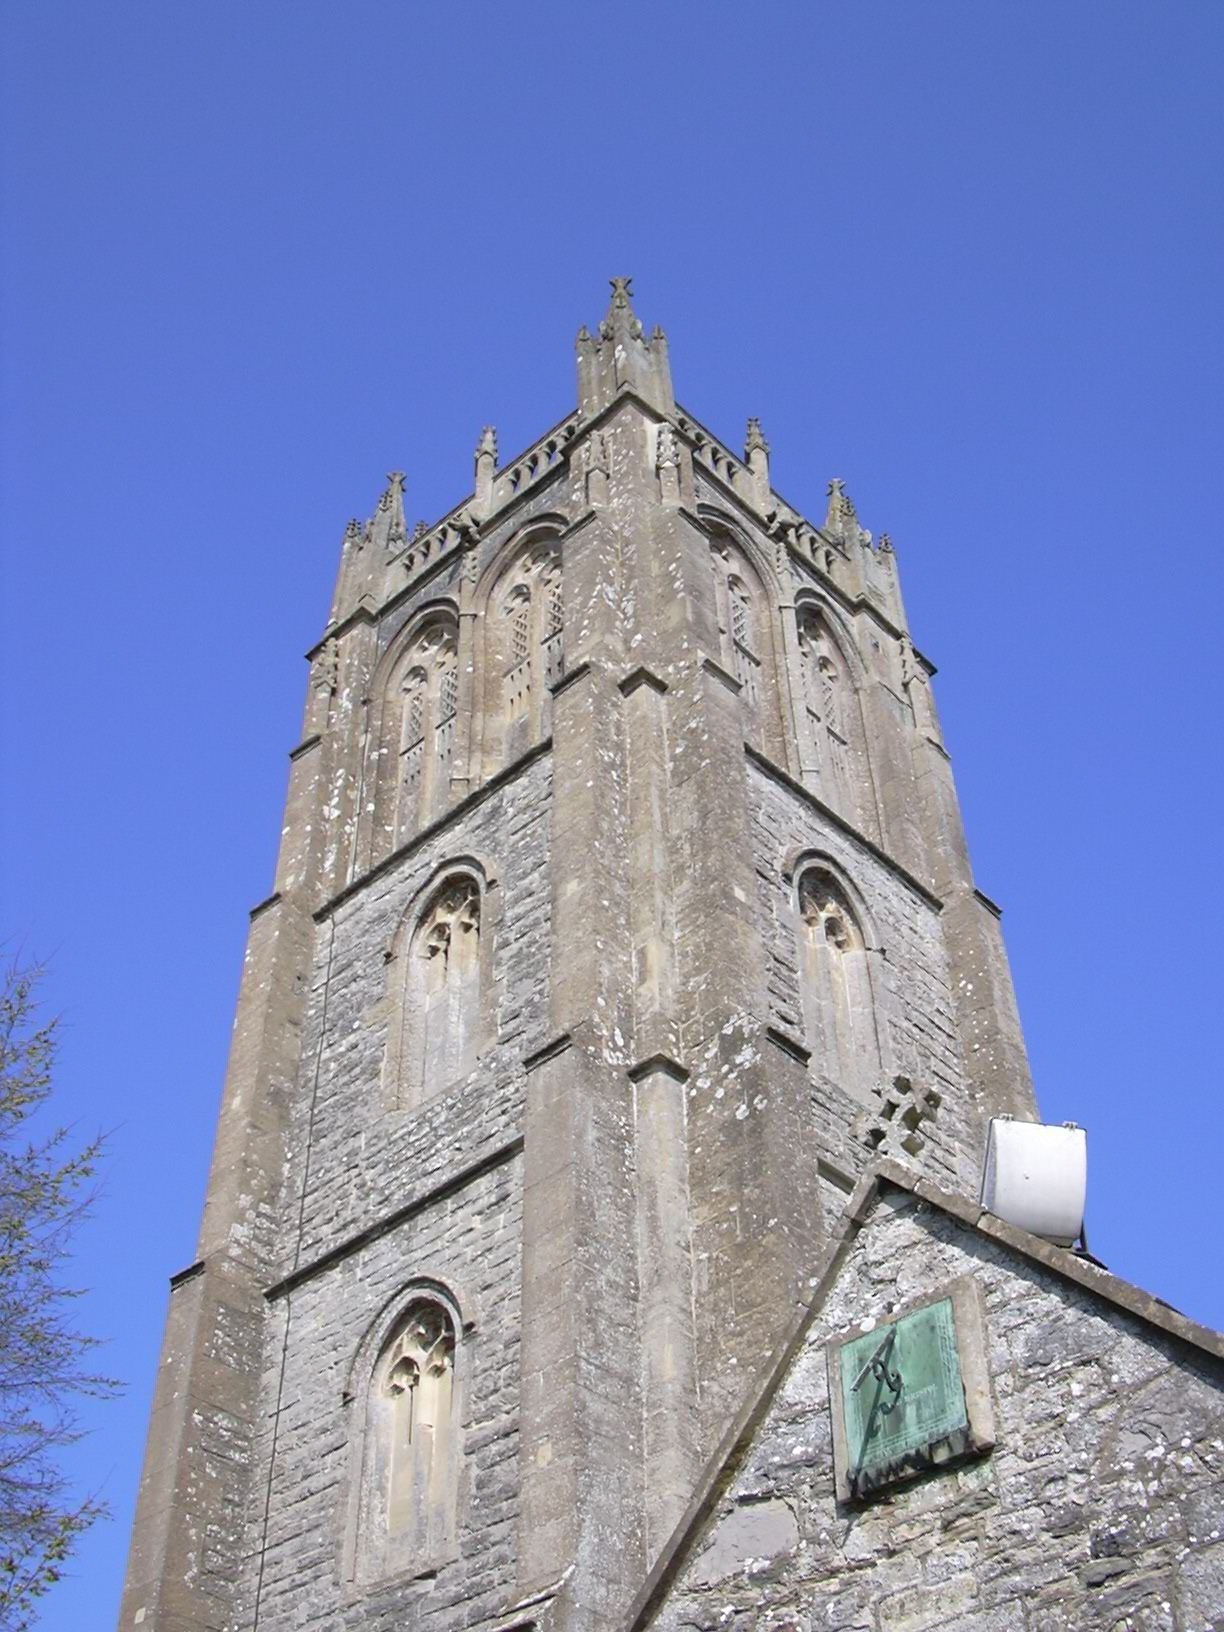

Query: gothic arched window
left=383, top=871, right=489, bottom=1110
left=381, top=1301, right=457, bottom=1555
left=415, top=877, right=480, bottom=1095
left=382, top=618, right=459, bottom=849
left=497, top=541, right=562, bottom=762
left=796, top=606, right=857, bottom=819
left=797, top=867, right=882, bottom=1104
left=710, top=541, right=761, bottom=710
left=350, top=1294, right=462, bottom=1582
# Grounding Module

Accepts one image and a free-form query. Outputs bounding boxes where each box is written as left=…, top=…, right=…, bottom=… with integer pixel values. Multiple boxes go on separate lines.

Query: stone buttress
left=119, top=281, right=1037, bottom=1632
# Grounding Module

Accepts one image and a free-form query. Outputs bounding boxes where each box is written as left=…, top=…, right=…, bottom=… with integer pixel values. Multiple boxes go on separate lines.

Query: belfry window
left=498, top=541, right=562, bottom=761
left=710, top=540, right=761, bottom=710
left=797, top=867, right=882, bottom=1103
left=543, top=568, right=564, bottom=686
left=796, top=607, right=854, bottom=816
left=390, top=621, right=458, bottom=842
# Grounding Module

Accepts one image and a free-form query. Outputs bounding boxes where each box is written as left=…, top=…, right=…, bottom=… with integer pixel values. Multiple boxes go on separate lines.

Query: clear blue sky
left=2, top=4, right=1221, bottom=1626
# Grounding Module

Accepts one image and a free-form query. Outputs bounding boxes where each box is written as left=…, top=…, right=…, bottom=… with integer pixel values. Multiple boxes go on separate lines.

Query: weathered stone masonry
left=286, top=750, right=553, bottom=1259
left=122, top=281, right=1218, bottom=1632
left=249, top=1154, right=524, bottom=1632
left=633, top=1167, right=1224, bottom=1632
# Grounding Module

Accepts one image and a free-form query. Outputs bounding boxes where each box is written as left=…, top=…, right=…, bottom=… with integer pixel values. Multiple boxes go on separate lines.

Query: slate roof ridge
left=623, top=1157, right=1223, bottom=1632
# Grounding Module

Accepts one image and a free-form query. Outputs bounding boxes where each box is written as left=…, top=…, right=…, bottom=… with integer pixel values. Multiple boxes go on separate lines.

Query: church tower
left=120, top=281, right=1037, bottom=1632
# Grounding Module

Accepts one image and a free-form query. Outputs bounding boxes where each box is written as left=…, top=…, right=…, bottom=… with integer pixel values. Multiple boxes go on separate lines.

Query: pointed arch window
left=383, top=871, right=490, bottom=1110
left=796, top=606, right=854, bottom=814
left=797, top=867, right=882, bottom=1103
left=497, top=540, right=562, bottom=761
left=349, top=1294, right=462, bottom=1583
left=382, top=1301, right=457, bottom=1556
left=388, top=620, right=458, bottom=845
left=710, top=540, right=761, bottom=709
left=415, top=878, right=481, bottom=1096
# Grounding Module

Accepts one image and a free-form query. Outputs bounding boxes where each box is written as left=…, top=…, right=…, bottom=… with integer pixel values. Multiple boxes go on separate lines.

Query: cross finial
left=581, top=277, right=671, bottom=413
left=600, top=276, right=643, bottom=343
left=824, top=477, right=857, bottom=537
left=377, top=470, right=406, bottom=514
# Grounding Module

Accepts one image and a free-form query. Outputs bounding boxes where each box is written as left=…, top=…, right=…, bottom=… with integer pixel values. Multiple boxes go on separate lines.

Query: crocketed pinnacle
left=600, top=276, right=645, bottom=342
left=372, top=470, right=407, bottom=551
left=824, top=477, right=857, bottom=536
left=576, top=277, right=673, bottom=416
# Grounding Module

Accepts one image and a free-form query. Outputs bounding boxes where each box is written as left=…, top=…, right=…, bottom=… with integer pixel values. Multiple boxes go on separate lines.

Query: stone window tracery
left=383, top=872, right=488, bottom=1111
left=439, top=662, right=458, bottom=728
left=543, top=570, right=564, bottom=687
left=385, top=620, right=459, bottom=846
left=496, top=540, right=562, bottom=762
left=415, top=879, right=481, bottom=1096
left=400, top=667, right=428, bottom=804
left=350, top=1295, right=462, bottom=1583
left=796, top=606, right=856, bottom=817
left=381, top=1301, right=457, bottom=1556
left=797, top=867, right=882, bottom=1104
left=710, top=541, right=761, bottom=710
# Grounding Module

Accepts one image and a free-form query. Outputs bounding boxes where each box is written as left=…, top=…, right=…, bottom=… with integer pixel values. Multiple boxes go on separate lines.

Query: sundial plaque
left=827, top=1277, right=995, bottom=1502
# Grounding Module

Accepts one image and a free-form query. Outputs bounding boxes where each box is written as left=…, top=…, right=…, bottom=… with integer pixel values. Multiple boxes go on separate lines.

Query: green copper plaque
left=835, top=1295, right=975, bottom=1499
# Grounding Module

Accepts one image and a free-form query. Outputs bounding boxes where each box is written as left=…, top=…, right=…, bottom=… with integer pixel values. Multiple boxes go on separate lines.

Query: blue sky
left=1, top=4, right=1221, bottom=1626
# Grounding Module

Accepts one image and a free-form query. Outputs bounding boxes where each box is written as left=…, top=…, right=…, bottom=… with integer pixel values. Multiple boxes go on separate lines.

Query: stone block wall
left=283, top=751, right=552, bottom=1262
left=241, top=1151, right=523, bottom=1632
left=746, top=758, right=973, bottom=1190
left=236, top=751, right=553, bottom=1626
left=649, top=1189, right=1224, bottom=1632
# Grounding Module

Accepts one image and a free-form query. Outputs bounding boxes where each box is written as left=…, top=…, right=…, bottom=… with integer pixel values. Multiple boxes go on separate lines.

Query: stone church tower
left=120, top=282, right=1222, bottom=1632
